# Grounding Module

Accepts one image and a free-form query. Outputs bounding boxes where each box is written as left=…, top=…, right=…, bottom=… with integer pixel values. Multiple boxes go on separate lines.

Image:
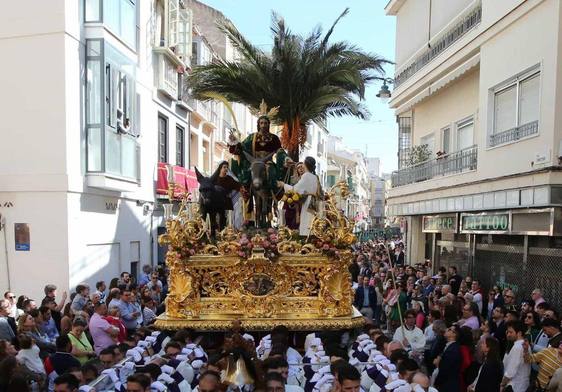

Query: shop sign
left=461, top=213, right=510, bottom=233
left=422, top=215, right=457, bottom=233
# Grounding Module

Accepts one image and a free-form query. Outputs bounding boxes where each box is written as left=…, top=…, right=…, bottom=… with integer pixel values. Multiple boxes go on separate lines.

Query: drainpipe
left=428, top=0, right=432, bottom=48
left=0, top=215, right=11, bottom=291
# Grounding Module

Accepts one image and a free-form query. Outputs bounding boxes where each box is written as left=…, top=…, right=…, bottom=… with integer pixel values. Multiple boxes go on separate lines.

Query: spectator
left=0, top=299, right=15, bottom=342
left=524, top=311, right=549, bottom=353
left=17, top=313, right=55, bottom=356
left=469, top=280, right=483, bottom=314
left=94, top=281, right=107, bottom=304
left=38, top=305, right=59, bottom=341
left=67, top=318, right=95, bottom=364
left=353, top=276, right=377, bottom=322
left=424, top=319, right=446, bottom=375
left=115, top=288, right=142, bottom=335
left=501, top=320, right=531, bottom=392
left=70, top=284, right=90, bottom=316
left=542, top=318, right=562, bottom=348
left=138, top=265, right=153, bottom=286
left=503, top=289, right=518, bottom=312
left=118, top=272, right=133, bottom=289
left=42, top=284, right=67, bottom=331
left=15, top=334, right=46, bottom=384
left=146, top=273, right=164, bottom=304
left=59, top=303, right=73, bottom=336
left=531, top=289, right=546, bottom=311
left=89, top=302, right=119, bottom=354
left=448, top=266, right=462, bottom=295
left=104, top=306, right=127, bottom=343
left=22, top=299, right=37, bottom=313
left=434, top=325, right=462, bottom=392
left=459, top=302, right=480, bottom=331
left=523, top=338, right=562, bottom=391
left=141, top=297, right=157, bottom=326
left=490, top=306, right=508, bottom=355
left=45, top=335, right=81, bottom=380
left=470, top=336, right=503, bottom=392
left=4, top=291, right=22, bottom=319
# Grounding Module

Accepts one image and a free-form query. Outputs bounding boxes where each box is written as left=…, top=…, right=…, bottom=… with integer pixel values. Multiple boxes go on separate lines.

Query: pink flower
left=262, top=240, right=271, bottom=248
left=189, top=249, right=195, bottom=256
left=323, top=244, right=330, bottom=250
left=238, top=251, right=245, bottom=257
left=267, top=228, right=275, bottom=234
left=269, top=234, right=278, bottom=242
left=240, top=238, right=249, bottom=245
left=247, top=243, right=253, bottom=249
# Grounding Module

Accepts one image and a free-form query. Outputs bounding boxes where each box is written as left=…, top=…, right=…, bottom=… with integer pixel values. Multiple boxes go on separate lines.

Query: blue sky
left=200, top=0, right=398, bottom=172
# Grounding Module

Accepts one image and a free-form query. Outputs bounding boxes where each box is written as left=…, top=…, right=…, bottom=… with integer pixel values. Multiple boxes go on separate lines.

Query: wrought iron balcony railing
left=489, top=120, right=538, bottom=147
left=391, top=145, right=477, bottom=187
left=394, top=2, right=482, bottom=88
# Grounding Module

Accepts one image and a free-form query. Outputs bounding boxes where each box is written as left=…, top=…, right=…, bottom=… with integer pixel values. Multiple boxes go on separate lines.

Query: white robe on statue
left=283, top=172, right=319, bottom=236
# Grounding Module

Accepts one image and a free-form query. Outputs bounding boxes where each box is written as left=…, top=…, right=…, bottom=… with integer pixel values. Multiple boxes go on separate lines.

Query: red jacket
left=103, top=316, right=127, bottom=342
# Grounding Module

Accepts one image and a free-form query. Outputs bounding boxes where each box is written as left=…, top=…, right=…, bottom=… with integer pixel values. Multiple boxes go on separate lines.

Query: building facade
left=301, top=121, right=329, bottom=189
left=385, top=0, right=562, bottom=307
left=0, top=0, right=254, bottom=300
left=327, top=136, right=372, bottom=228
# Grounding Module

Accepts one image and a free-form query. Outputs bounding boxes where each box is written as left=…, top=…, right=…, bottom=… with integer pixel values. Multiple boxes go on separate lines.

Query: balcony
left=391, top=145, right=477, bottom=187
left=156, top=53, right=179, bottom=99
left=489, top=120, right=538, bottom=147
left=187, top=98, right=218, bottom=126
left=394, top=2, right=482, bottom=88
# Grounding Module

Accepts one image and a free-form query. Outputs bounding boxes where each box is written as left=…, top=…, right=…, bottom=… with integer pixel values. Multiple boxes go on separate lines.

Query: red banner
left=156, top=163, right=198, bottom=199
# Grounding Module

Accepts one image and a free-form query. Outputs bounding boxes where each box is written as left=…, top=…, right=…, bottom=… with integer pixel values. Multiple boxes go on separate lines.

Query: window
left=491, top=69, right=540, bottom=146
left=103, top=0, right=137, bottom=48
left=456, top=118, right=474, bottom=151
left=176, top=125, right=185, bottom=167
left=86, top=39, right=139, bottom=180
left=441, top=127, right=451, bottom=154
left=158, top=115, right=168, bottom=163
left=420, top=133, right=435, bottom=155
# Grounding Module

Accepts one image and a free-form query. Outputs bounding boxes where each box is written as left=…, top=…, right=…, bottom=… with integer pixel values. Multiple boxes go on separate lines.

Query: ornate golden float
left=155, top=178, right=364, bottom=331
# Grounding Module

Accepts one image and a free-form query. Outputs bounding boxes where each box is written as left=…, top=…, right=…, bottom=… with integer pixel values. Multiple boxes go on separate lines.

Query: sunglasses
left=526, top=315, right=533, bottom=319
left=8, top=296, right=16, bottom=299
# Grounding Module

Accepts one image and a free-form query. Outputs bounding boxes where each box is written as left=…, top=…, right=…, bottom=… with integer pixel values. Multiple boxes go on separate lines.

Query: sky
left=199, top=0, right=398, bottom=173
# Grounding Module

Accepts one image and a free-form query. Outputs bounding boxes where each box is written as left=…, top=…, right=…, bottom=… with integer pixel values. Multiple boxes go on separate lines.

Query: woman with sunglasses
left=524, top=311, right=549, bottom=353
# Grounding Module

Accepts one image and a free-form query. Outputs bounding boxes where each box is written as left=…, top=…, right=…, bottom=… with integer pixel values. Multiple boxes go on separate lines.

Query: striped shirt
left=528, top=347, right=562, bottom=388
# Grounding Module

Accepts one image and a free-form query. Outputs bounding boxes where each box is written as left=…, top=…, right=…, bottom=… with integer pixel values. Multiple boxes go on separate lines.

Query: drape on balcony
left=156, top=162, right=198, bottom=198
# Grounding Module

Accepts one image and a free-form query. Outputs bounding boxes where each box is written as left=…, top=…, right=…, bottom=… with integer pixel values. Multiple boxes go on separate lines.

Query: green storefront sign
left=422, top=215, right=457, bottom=233
left=461, top=213, right=510, bottom=232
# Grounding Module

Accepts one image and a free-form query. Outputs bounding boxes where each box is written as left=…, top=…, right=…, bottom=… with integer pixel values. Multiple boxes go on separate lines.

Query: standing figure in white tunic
left=277, top=156, right=320, bottom=236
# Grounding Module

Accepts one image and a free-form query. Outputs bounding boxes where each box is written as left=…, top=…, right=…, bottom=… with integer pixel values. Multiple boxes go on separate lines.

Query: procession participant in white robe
left=277, top=157, right=320, bottom=237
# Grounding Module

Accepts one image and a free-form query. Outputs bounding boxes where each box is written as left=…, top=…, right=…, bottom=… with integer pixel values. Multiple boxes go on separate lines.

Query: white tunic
left=283, top=172, right=319, bottom=236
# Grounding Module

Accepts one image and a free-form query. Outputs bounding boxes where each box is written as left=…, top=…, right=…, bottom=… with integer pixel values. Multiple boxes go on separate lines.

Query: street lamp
left=376, top=79, right=392, bottom=103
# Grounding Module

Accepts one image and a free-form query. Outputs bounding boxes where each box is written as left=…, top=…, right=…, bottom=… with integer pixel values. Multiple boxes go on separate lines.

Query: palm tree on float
left=186, top=9, right=392, bottom=161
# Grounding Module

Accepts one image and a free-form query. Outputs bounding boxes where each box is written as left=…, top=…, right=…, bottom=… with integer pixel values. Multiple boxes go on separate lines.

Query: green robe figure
left=228, top=115, right=288, bottom=191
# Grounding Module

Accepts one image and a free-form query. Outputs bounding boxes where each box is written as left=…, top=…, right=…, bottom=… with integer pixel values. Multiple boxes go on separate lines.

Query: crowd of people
left=349, top=240, right=562, bottom=392
left=0, top=239, right=561, bottom=392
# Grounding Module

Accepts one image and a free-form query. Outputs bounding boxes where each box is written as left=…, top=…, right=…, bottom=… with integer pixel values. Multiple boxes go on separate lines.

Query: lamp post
left=376, top=79, right=393, bottom=103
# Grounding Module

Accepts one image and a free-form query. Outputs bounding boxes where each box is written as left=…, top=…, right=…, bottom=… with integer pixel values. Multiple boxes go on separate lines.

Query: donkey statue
left=195, top=167, right=228, bottom=237
left=243, top=151, right=278, bottom=229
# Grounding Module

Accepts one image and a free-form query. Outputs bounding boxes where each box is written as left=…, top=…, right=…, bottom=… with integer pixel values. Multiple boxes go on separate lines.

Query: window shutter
left=493, top=85, right=516, bottom=134
left=109, top=67, right=119, bottom=128
left=518, top=73, right=540, bottom=126
left=457, top=120, right=474, bottom=151
left=133, top=93, right=141, bottom=137
left=168, top=0, right=179, bottom=47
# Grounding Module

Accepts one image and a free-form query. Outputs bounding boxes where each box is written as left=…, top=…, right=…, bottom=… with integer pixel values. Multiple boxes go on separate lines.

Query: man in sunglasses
left=3, top=291, right=20, bottom=319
